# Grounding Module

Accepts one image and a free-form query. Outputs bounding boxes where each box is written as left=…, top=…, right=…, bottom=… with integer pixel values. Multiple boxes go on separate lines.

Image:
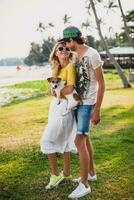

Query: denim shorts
left=75, top=104, right=95, bottom=136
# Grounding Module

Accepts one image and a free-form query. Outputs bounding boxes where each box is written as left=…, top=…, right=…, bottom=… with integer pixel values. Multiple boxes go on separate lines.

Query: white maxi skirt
left=40, top=98, right=77, bottom=154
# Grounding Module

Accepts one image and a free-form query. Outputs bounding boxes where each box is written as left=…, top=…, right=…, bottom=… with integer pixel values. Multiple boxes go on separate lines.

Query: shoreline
left=0, top=65, right=51, bottom=87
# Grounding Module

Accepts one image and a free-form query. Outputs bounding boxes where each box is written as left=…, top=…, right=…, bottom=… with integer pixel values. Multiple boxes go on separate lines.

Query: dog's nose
left=53, top=85, right=57, bottom=89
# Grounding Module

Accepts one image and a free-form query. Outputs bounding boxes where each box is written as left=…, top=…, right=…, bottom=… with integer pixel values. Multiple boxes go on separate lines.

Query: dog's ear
left=47, top=77, right=52, bottom=82
left=57, top=77, right=61, bottom=82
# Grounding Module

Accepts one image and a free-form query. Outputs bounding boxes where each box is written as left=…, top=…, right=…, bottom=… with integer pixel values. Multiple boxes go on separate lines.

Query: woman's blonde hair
left=49, top=41, right=74, bottom=70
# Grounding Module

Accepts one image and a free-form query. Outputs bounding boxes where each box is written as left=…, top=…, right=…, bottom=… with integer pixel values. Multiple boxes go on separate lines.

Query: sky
left=0, top=0, right=134, bottom=58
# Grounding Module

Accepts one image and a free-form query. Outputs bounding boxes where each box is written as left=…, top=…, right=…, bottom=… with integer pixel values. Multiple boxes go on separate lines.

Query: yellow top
left=52, top=63, right=76, bottom=86
left=51, top=63, right=76, bottom=99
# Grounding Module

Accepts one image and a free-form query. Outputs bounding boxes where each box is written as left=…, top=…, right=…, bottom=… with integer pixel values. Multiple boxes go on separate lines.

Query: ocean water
left=0, top=65, right=51, bottom=106
left=0, top=65, right=51, bottom=86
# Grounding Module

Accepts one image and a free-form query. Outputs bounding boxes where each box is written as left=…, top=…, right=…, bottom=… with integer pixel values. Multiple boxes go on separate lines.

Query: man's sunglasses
left=57, top=47, right=70, bottom=52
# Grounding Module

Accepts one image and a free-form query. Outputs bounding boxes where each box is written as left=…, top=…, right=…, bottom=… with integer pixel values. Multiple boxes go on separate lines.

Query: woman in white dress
left=40, top=41, right=77, bottom=189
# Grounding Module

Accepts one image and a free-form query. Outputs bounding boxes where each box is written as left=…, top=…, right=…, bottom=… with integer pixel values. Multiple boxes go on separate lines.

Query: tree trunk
left=118, top=0, right=134, bottom=48
left=89, top=0, right=131, bottom=88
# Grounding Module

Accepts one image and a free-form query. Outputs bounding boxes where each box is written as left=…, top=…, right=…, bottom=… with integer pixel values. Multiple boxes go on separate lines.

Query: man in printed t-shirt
left=59, top=26, right=105, bottom=199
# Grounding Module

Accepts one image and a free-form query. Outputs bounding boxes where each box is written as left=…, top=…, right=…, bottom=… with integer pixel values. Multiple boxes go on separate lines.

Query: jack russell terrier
left=47, top=77, right=82, bottom=115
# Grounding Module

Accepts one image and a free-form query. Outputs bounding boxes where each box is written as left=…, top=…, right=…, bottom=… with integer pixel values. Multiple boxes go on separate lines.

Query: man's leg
left=68, top=105, right=93, bottom=198
left=86, top=137, right=96, bottom=176
left=75, top=135, right=89, bottom=187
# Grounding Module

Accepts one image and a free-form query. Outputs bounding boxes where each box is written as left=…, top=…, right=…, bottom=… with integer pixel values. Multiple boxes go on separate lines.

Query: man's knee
left=75, top=135, right=87, bottom=149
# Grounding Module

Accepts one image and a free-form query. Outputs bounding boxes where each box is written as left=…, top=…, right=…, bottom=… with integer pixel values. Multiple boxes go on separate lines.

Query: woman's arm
left=61, top=64, right=76, bottom=95
left=60, top=85, right=74, bottom=95
left=51, top=62, right=60, bottom=77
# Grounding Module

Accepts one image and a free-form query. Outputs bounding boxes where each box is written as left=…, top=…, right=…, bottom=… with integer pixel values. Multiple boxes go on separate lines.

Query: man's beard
left=70, top=45, right=76, bottom=51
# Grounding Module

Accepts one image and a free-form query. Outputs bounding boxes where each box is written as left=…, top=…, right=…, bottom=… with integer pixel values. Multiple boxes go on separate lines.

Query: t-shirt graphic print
left=75, top=56, right=91, bottom=99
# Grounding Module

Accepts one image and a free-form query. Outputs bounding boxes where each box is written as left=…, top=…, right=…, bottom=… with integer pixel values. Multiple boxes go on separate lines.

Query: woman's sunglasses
left=57, top=47, right=70, bottom=52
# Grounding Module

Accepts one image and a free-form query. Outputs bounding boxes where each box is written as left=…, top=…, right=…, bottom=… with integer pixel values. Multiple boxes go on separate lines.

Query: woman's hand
left=55, top=62, right=60, bottom=70
left=51, top=89, right=56, bottom=96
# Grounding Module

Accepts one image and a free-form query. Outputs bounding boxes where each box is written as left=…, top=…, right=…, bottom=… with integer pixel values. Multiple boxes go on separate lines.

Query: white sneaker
left=68, top=182, right=91, bottom=199
left=88, top=174, right=97, bottom=181
left=72, top=174, right=97, bottom=183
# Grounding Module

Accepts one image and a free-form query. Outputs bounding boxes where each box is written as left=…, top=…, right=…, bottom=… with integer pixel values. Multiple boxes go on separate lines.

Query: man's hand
left=90, top=66, right=105, bottom=125
left=91, top=109, right=100, bottom=125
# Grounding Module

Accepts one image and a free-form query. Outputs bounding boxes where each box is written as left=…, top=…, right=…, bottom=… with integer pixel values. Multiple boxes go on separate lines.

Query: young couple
left=40, top=26, right=105, bottom=199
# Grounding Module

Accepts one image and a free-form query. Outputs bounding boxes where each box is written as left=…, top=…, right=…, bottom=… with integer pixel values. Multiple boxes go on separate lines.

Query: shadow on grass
left=2, top=93, right=49, bottom=108
left=0, top=145, right=79, bottom=200
left=0, top=105, right=134, bottom=200
left=106, top=87, right=134, bottom=91
left=89, top=104, right=134, bottom=199
left=101, top=104, right=134, bottom=123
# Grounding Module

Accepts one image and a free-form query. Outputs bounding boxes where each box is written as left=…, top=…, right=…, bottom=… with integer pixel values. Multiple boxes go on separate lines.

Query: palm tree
left=104, top=0, right=118, bottom=14
left=82, top=20, right=90, bottom=30
left=117, top=0, right=134, bottom=48
left=81, top=19, right=92, bottom=33
left=105, top=0, right=134, bottom=47
left=88, top=0, right=131, bottom=88
left=48, top=23, right=54, bottom=28
left=36, top=22, right=47, bottom=32
left=36, top=22, right=54, bottom=53
left=63, top=14, right=71, bottom=25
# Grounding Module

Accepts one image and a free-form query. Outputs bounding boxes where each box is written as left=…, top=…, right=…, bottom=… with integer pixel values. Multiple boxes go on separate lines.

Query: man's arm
left=91, top=66, right=105, bottom=125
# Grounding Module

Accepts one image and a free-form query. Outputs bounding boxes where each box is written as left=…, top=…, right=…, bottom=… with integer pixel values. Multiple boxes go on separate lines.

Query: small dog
left=47, top=77, right=82, bottom=115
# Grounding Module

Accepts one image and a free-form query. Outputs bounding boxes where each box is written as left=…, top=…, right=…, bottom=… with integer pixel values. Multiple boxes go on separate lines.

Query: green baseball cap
left=59, top=26, right=82, bottom=41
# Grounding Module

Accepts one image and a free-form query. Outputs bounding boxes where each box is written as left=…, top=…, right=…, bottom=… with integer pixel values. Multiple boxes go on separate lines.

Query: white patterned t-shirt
left=75, top=47, right=103, bottom=105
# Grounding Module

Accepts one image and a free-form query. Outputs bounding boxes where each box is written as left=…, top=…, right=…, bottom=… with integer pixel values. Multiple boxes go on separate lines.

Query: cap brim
left=58, top=38, right=65, bottom=42
left=58, top=38, right=71, bottom=42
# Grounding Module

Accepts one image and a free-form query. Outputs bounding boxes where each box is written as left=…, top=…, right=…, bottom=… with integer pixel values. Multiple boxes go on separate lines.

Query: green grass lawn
left=9, top=80, right=50, bottom=93
left=0, top=71, right=134, bottom=200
